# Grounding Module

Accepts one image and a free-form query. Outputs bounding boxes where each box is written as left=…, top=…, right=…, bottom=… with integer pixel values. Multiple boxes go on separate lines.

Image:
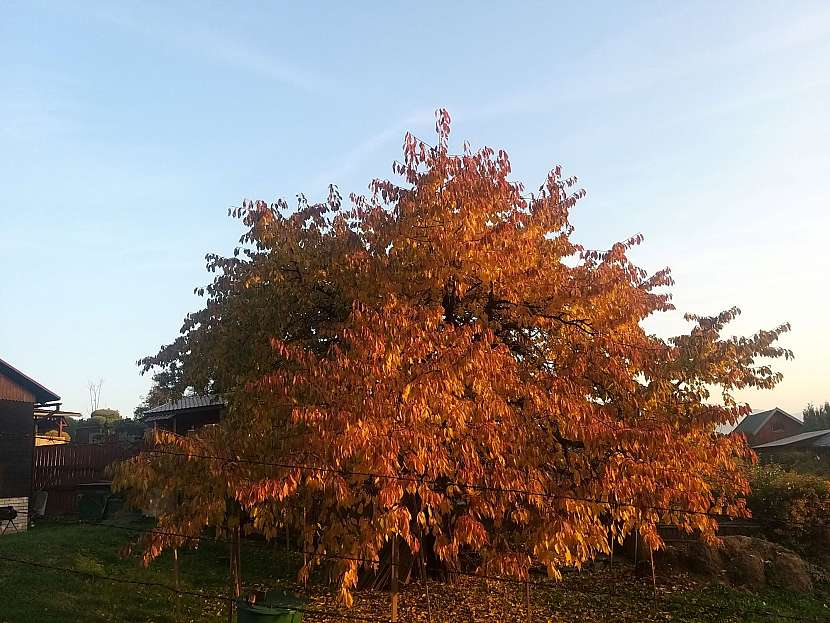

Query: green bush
left=760, top=450, right=830, bottom=476
left=747, top=463, right=830, bottom=556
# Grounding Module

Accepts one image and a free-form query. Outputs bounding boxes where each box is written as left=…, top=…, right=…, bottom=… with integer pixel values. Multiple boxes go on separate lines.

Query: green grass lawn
left=0, top=519, right=297, bottom=623
left=0, top=519, right=827, bottom=622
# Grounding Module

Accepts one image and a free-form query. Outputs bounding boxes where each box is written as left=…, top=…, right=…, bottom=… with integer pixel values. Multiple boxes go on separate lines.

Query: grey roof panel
left=144, top=394, right=226, bottom=416
left=752, top=429, right=830, bottom=449
left=812, top=433, right=830, bottom=448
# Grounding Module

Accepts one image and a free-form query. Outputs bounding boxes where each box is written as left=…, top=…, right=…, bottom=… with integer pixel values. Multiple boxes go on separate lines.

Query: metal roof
left=733, top=408, right=801, bottom=436
left=0, top=357, right=60, bottom=404
left=752, top=429, right=830, bottom=449
left=143, top=394, right=225, bottom=421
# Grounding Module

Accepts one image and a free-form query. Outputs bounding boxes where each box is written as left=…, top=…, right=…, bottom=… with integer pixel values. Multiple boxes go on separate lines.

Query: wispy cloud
left=309, top=109, right=435, bottom=190
left=458, top=5, right=830, bottom=122
left=80, top=3, right=329, bottom=94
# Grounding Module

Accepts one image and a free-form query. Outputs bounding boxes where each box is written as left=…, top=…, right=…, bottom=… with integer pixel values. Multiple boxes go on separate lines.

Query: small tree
left=88, top=379, right=104, bottom=412
left=90, top=408, right=121, bottom=426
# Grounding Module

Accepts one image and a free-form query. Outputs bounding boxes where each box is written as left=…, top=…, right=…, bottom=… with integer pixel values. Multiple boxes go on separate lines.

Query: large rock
left=665, top=535, right=813, bottom=593
left=769, top=551, right=814, bottom=593
left=720, top=537, right=766, bottom=589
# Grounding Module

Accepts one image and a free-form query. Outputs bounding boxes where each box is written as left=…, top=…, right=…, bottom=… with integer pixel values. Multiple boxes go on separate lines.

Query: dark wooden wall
left=32, top=442, right=140, bottom=516
left=0, top=400, right=35, bottom=498
left=0, top=372, right=36, bottom=403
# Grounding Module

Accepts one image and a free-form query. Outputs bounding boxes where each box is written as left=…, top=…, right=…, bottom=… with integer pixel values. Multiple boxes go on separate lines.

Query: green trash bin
left=236, top=590, right=306, bottom=623
left=78, top=492, right=108, bottom=521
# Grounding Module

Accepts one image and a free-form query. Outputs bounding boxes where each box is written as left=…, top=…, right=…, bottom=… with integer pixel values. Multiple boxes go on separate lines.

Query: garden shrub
left=747, top=463, right=830, bottom=559
left=759, top=450, right=830, bottom=476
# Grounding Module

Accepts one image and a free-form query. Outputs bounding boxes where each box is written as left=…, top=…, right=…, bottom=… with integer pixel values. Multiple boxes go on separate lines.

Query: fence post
left=391, top=534, right=399, bottom=622
left=173, top=547, right=180, bottom=621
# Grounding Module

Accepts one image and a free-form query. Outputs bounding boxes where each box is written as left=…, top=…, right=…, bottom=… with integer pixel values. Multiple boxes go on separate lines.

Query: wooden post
left=650, top=547, right=657, bottom=599
left=302, top=504, right=308, bottom=588
left=227, top=536, right=237, bottom=623
left=525, top=578, right=531, bottom=622
left=609, top=528, right=614, bottom=569
left=173, top=547, right=180, bottom=621
left=390, top=534, right=399, bottom=622
left=234, top=526, right=242, bottom=597
left=419, top=543, right=432, bottom=623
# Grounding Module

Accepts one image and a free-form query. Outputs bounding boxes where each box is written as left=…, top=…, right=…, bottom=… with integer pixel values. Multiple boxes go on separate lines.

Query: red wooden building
left=733, top=407, right=804, bottom=448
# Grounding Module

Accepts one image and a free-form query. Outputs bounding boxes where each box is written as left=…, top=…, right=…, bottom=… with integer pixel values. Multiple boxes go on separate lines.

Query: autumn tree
left=113, top=111, right=791, bottom=602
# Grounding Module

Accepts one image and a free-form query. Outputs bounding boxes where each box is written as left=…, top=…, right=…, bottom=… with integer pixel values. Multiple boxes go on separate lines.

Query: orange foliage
left=114, top=110, right=791, bottom=601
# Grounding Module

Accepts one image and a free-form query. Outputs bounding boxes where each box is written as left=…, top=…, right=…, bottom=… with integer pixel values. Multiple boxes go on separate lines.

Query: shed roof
left=143, top=394, right=225, bottom=422
left=733, top=408, right=802, bottom=436
left=752, top=429, right=830, bottom=449
left=0, top=357, right=60, bottom=404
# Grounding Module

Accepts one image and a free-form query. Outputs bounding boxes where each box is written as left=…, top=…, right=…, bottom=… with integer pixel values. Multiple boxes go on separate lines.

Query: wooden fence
left=32, top=442, right=139, bottom=515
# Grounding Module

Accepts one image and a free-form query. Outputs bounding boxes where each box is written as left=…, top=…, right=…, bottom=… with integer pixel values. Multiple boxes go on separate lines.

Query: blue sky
left=2, top=1, right=828, bottom=418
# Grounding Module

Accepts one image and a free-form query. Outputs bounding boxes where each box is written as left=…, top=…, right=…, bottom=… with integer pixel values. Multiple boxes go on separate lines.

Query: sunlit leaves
left=119, top=110, right=790, bottom=601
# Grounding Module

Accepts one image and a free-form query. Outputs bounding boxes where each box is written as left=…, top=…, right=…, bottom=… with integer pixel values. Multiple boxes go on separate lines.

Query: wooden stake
left=173, top=547, right=180, bottom=621
left=609, top=528, right=614, bottom=569
left=391, top=534, right=399, bottom=623
left=303, top=504, right=308, bottom=588
left=234, top=526, right=242, bottom=597
left=227, top=530, right=238, bottom=623
left=650, top=547, right=657, bottom=599
left=418, top=537, right=432, bottom=623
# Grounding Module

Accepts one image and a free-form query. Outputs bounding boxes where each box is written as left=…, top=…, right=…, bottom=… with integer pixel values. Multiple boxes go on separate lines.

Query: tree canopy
left=133, top=371, right=181, bottom=419
left=113, top=111, right=791, bottom=602
left=90, top=408, right=121, bottom=425
left=803, top=402, right=830, bottom=432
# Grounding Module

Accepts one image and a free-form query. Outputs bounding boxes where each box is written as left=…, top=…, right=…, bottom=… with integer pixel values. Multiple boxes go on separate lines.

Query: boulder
left=769, top=551, right=813, bottom=593
left=664, top=535, right=813, bottom=593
